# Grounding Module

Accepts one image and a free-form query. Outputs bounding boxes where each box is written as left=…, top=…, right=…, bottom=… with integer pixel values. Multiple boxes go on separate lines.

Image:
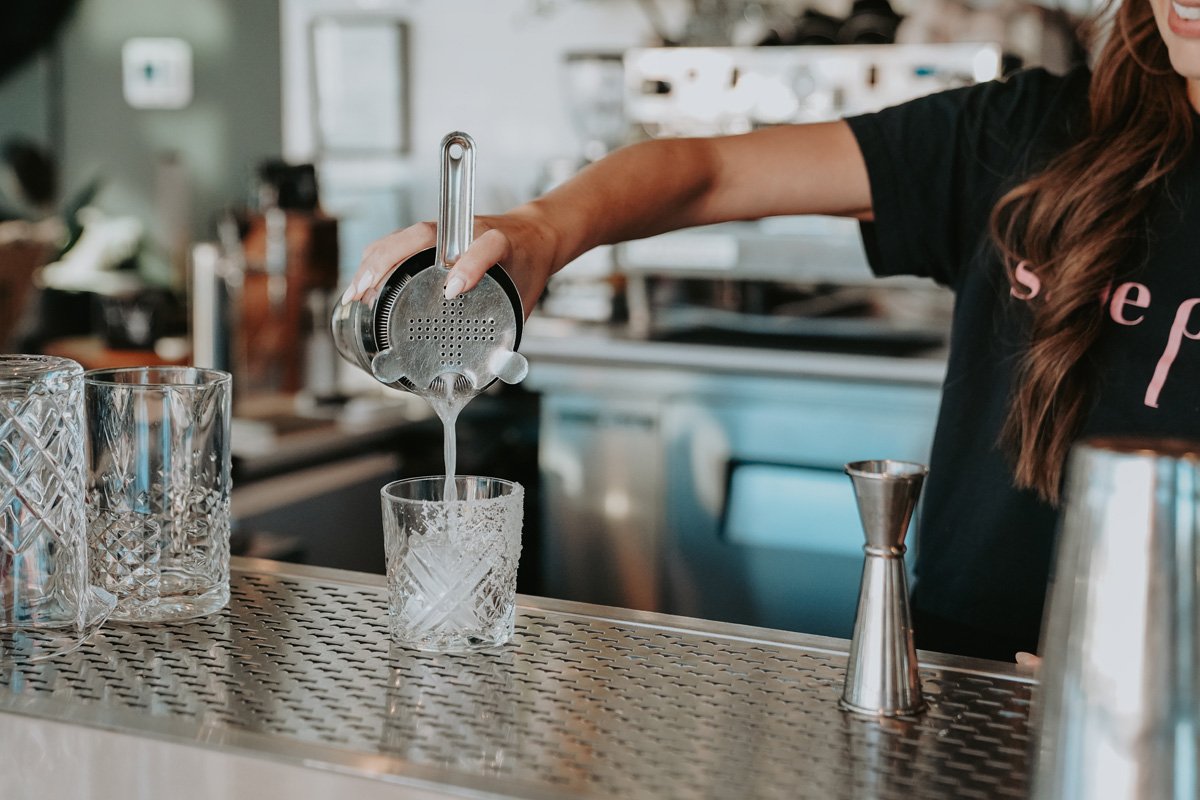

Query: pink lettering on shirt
left=1110, top=282, right=1151, bottom=326
left=1010, top=260, right=1041, bottom=300
left=1145, top=298, right=1200, bottom=408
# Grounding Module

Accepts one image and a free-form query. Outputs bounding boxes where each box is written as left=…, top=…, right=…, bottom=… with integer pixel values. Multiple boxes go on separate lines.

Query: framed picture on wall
left=309, top=16, right=409, bottom=155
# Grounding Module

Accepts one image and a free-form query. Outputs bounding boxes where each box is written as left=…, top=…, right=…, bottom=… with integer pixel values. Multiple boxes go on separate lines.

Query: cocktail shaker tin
left=1032, top=437, right=1199, bottom=800
left=331, top=132, right=527, bottom=395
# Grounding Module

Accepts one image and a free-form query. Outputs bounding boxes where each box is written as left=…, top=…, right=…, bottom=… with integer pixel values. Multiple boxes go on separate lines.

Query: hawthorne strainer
left=332, top=132, right=527, bottom=397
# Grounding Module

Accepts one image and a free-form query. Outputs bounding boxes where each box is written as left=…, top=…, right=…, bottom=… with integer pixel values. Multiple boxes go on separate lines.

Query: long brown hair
left=991, top=0, right=1195, bottom=504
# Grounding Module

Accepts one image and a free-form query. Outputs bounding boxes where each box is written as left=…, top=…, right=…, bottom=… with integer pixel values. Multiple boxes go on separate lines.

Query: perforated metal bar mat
left=0, top=559, right=1033, bottom=799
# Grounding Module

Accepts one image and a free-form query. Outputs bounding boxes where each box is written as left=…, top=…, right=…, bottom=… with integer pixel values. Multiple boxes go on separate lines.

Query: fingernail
left=355, top=273, right=374, bottom=294
left=444, top=275, right=466, bottom=300
left=340, top=285, right=354, bottom=305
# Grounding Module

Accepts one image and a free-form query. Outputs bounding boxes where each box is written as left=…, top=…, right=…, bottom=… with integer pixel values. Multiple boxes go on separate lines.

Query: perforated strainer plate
left=0, top=558, right=1034, bottom=799
left=371, top=264, right=526, bottom=394
left=403, top=295, right=500, bottom=371
left=372, top=265, right=519, bottom=392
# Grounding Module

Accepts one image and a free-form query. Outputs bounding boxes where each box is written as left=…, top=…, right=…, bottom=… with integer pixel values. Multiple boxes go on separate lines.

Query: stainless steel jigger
left=840, top=459, right=928, bottom=717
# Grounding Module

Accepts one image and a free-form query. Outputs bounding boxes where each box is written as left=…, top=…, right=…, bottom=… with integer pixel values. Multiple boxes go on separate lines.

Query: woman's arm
left=345, top=119, right=871, bottom=308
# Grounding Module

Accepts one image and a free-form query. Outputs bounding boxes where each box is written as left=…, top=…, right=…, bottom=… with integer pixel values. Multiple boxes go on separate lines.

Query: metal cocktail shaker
left=330, top=132, right=527, bottom=397
left=840, top=459, right=928, bottom=717
left=1032, top=437, right=1199, bottom=800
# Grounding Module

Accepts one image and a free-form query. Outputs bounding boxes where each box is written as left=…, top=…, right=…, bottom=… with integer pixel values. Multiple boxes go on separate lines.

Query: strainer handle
left=437, top=131, right=475, bottom=268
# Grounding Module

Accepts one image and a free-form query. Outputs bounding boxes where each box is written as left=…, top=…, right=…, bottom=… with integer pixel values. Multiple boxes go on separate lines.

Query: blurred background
left=0, top=0, right=1095, bottom=637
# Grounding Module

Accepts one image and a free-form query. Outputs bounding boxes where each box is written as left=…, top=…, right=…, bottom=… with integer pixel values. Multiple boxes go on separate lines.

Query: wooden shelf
left=40, top=336, right=191, bottom=370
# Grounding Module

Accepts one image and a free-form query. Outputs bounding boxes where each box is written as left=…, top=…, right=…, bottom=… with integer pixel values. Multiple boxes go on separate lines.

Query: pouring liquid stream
left=403, top=374, right=475, bottom=632
left=421, top=374, right=472, bottom=502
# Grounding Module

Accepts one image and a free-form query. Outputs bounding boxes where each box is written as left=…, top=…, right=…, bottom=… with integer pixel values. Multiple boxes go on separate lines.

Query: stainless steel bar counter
left=0, top=558, right=1033, bottom=799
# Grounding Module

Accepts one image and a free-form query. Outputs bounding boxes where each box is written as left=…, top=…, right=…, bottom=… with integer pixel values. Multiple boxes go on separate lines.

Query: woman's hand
left=340, top=209, right=559, bottom=319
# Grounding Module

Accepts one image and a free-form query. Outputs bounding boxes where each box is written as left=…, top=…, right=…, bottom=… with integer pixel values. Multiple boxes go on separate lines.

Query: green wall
left=0, top=54, right=53, bottom=147
left=0, top=0, right=281, bottom=243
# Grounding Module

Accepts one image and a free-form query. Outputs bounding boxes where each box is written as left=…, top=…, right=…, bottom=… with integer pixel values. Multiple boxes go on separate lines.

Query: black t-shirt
left=845, top=67, right=1200, bottom=654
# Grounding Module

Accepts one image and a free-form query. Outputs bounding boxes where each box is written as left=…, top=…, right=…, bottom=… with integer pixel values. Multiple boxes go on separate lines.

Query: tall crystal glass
left=382, top=476, right=523, bottom=651
left=0, top=355, right=113, bottom=662
left=85, top=366, right=231, bottom=622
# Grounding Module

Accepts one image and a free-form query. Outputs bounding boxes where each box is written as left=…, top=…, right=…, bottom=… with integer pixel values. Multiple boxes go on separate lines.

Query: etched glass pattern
left=85, top=367, right=231, bottom=622
left=0, top=355, right=112, bottom=662
left=382, top=476, right=522, bottom=651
